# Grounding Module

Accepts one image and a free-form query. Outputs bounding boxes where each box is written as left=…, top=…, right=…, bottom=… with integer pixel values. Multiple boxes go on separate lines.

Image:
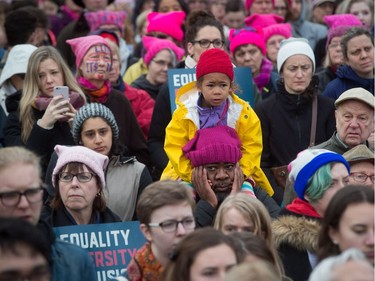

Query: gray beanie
left=72, top=103, right=119, bottom=143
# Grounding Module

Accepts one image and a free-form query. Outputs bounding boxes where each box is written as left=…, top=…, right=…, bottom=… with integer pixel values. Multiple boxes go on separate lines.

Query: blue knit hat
left=288, top=149, right=350, bottom=199
left=72, top=103, right=119, bottom=144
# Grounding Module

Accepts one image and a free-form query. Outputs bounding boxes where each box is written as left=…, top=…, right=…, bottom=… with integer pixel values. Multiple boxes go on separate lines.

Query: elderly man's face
left=335, top=100, right=374, bottom=148
left=204, top=162, right=235, bottom=202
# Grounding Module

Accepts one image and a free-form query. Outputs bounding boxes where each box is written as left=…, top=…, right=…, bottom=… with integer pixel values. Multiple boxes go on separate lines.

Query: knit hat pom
left=263, top=23, right=292, bottom=43
left=72, top=103, right=119, bottom=144
left=142, top=36, right=185, bottom=65
left=288, top=149, right=350, bottom=200
left=229, top=27, right=266, bottom=55
left=52, top=145, right=109, bottom=188
left=85, top=11, right=127, bottom=33
left=183, top=126, right=242, bottom=167
left=196, top=49, right=234, bottom=81
left=66, top=35, right=112, bottom=70
left=146, top=11, right=186, bottom=41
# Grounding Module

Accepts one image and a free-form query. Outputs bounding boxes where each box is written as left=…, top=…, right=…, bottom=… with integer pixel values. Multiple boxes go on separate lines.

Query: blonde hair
left=0, top=146, right=41, bottom=180
left=214, top=193, right=273, bottom=247
left=223, top=261, right=280, bottom=281
left=20, top=46, right=85, bottom=143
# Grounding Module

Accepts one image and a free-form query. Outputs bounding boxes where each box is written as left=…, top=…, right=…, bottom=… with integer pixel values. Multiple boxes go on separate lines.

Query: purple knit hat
left=146, top=11, right=186, bottom=41
left=324, top=14, right=362, bottom=47
left=52, top=145, right=109, bottom=188
left=142, top=35, right=185, bottom=65
left=229, top=27, right=266, bottom=55
left=263, top=23, right=292, bottom=43
left=85, top=11, right=127, bottom=34
left=66, top=35, right=112, bottom=70
left=183, top=126, right=242, bottom=167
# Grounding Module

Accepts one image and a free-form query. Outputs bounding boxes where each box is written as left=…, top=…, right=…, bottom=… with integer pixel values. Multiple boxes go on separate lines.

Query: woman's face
left=146, top=49, right=174, bottom=85
left=79, top=44, right=112, bottom=86
left=329, top=202, right=374, bottom=264
left=157, top=0, right=182, bottom=12
left=349, top=1, right=373, bottom=29
left=220, top=207, right=256, bottom=235
left=80, top=117, right=113, bottom=156
left=249, top=0, right=273, bottom=14
left=273, top=0, right=288, bottom=18
left=190, top=244, right=237, bottom=281
left=109, top=53, right=120, bottom=84
left=142, top=202, right=195, bottom=261
left=345, top=34, right=374, bottom=79
left=328, top=36, right=344, bottom=66
left=266, top=35, right=286, bottom=66
left=281, top=54, right=313, bottom=94
left=58, top=165, right=100, bottom=215
left=38, top=58, right=64, bottom=97
left=233, top=44, right=263, bottom=77
left=309, top=163, right=350, bottom=217
left=187, top=26, right=224, bottom=63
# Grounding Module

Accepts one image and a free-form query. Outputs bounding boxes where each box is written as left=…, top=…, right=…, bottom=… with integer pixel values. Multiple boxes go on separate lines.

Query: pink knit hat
left=263, top=23, right=292, bottom=43
left=183, top=126, right=242, bottom=167
left=66, top=35, right=112, bottom=70
left=52, top=145, right=109, bottom=188
left=229, top=27, right=266, bottom=55
left=196, top=48, right=234, bottom=81
left=85, top=11, right=127, bottom=34
left=245, top=0, right=275, bottom=11
left=146, top=11, right=186, bottom=41
left=142, top=35, right=185, bottom=65
left=244, top=13, right=284, bottom=28
left=324, top=14, right=362, bottom=47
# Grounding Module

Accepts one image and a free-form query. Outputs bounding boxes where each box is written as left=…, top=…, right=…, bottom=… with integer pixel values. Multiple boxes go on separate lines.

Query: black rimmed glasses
left=148, top=217, right=196, bottom=233
left=350, top=172, right=375, bottom=183
left=191, top=39, right=225, bottom=49
left=0, top=187, right=44, bottom=207
left=59, top=172, right=94, bottom=183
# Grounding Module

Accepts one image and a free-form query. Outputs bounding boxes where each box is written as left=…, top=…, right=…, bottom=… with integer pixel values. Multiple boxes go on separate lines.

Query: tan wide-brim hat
left=343, top=144, right=375, bottom=165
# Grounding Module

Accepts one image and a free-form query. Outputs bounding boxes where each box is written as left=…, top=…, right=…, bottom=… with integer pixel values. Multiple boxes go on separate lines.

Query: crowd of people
left=0, top=0, right=373, bottom=280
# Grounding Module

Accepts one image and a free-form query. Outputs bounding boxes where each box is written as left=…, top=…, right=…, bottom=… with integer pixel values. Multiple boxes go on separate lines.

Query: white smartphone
left=53, top=86, right=69, bottom=100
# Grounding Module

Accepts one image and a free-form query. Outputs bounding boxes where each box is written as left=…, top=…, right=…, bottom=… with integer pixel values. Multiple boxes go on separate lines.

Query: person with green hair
left=271, top=148, right=350, bottom=281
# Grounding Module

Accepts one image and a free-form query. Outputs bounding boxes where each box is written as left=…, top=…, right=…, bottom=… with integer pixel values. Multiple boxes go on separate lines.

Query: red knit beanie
left=183, top=126, right=242, bottom=167
left=196, top=49, right=234, bottom=81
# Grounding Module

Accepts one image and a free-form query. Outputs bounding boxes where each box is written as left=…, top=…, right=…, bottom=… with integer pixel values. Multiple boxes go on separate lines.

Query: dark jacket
left=315, top=67, right=336, bottom=95
left=130, top=74, right=161, bottom=100
left=272, top=208, right=320, bottom=281
left=41, top=205, right=121, bottom=227
left=255, top=85, right=335, bottom=173
left=4, top=108, right=75, bottom=174
left=322, top=65, right=374, bottom=100
left=94, top=88, right=151, bottom=167
left=37, top=220, right=96, bottom=281
left=194, top=186, right=281, bottom=227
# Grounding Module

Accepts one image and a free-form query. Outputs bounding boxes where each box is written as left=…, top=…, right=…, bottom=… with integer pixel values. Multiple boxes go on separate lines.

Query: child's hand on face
left=192, top=166, right=218, bottom=208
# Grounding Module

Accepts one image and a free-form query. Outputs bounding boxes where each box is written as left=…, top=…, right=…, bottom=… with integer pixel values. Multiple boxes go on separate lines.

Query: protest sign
left=167, top=67, right=254, bottom=112
left=54, top=221, right=146, bottom=281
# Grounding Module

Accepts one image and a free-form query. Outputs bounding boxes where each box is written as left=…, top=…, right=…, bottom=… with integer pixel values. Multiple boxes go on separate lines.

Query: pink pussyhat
left=245, top=13, right=284, bottom=28
left=324, top=14, right=362, bottom=47
left=146, top=11, right=186, bottom=41
left=263, top=23, right=292, bottom=43
left=229, top=27, right=266, bottom=55
left=142, top=36, right=185, bottom=65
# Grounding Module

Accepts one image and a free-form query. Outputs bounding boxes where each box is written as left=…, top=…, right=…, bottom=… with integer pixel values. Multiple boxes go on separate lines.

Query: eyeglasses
left=350, top=172, right=375, bottom=183
left=329, top=42, right=342, bottom=49
left=59, top=172, right=94, bottom=183
left=0, top=265, right=51, bottom=281
left=191, top=39, right=225, bottom=49
left=0, top=187, right=44, bottom=207
left=148, top=217, right=196, bottom=233
left=152, top=59, right=174, bottom=68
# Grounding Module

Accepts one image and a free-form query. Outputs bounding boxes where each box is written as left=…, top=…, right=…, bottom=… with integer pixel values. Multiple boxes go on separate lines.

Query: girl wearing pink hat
left=67, top=35, right=151, bottom=167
